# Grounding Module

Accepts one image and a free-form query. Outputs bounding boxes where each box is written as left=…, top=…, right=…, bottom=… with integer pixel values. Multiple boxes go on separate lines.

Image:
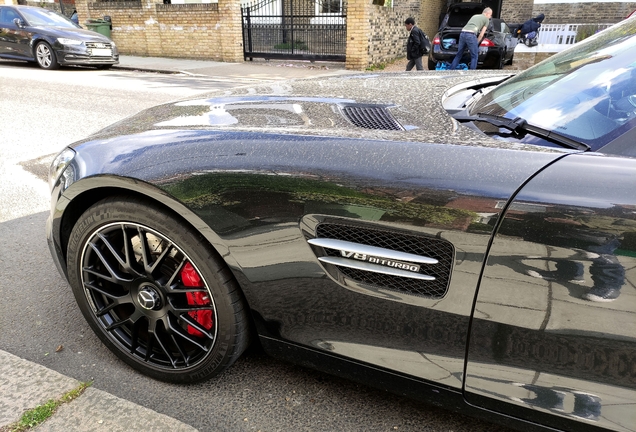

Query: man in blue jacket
left=520, top=13, right=545, bottom=46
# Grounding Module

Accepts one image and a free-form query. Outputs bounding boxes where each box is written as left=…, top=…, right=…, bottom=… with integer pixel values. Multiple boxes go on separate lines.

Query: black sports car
left=47, top=18, right=636, bottom=432
left=428, top=2, right=518, bottom=70
left=0, top=5, right=118, bottom=70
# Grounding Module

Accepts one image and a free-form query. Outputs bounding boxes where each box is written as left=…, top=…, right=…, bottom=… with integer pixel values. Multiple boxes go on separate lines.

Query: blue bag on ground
left=436, top=62, right=468, bottom=70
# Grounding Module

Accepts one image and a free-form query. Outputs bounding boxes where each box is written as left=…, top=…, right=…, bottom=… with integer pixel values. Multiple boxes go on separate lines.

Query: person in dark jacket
left=520, top=13, right=545, bottom=46
left=404, top=17, right=428, bottom=71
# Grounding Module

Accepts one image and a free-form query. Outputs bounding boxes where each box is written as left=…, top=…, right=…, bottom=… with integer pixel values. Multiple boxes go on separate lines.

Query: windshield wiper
left=453, top=112, right=590, bottom=151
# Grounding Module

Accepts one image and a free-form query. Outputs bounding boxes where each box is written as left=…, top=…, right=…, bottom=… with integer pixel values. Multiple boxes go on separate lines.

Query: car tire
left=428, top=58, right=437, bottom=70
left=506, top=53, right=514, bottom=65
left=496, top=50, right=505, bottom=69
left=35, top=42, right=59, bottom=70
left=66, top=196, right=251, bottom=383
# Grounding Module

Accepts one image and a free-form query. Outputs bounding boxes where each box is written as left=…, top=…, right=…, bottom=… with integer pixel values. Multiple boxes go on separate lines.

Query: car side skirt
left=259, top=335, right=563, bottom=432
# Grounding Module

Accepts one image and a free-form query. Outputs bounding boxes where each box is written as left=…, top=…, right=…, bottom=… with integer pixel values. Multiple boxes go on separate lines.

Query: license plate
left=91, top=48, right=112, bottom=57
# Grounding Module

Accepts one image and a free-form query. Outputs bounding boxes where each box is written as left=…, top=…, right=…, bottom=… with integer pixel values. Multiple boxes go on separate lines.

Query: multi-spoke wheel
left=67, top=197, right=250, bottom=383
left=35, top=42, right=59, bottom=70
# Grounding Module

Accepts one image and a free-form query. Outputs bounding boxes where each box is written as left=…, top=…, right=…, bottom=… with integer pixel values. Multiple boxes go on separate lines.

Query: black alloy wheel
left=35, top=42, right=59, bottom=70
left=66, top=196, right=250, bottom=383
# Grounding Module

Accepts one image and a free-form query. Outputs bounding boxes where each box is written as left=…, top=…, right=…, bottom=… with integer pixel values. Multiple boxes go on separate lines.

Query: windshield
left=468, top=19, right=636, bottom=150
left=20, top=8, right=77, bottom=28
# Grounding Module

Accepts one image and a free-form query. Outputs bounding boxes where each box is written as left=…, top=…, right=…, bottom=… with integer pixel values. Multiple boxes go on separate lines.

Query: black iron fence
left=242, top=0, right=347, bottom=62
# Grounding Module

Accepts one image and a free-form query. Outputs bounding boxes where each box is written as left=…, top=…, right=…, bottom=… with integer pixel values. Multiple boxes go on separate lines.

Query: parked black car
left=428, top=2, right=518, bottom=69
left=0, top=5, right=118, bottom=70
left=47, top=18, right=636, bottom=432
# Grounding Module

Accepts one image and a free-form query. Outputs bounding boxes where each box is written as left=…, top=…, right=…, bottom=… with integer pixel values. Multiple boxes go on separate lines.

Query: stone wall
left=500, top=0, right=535, bottom=25
left=366, top=0, right=421, bottom=67
left=531, top=2, right=636, bottom=23
left=510, top=50, right=553, bottom=69
left=363, top=0, right=446, bottom=68
left=367, top=6, right=405, bottom=66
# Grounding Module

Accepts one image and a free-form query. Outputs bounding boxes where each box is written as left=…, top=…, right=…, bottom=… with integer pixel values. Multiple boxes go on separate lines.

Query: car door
left=0, top=7, right=31, bottom=59
left=501, top=21, right=518, bottom=55
left=465, top=151, right=636, bottom=431
left=0, top=6, right=14, bottom=55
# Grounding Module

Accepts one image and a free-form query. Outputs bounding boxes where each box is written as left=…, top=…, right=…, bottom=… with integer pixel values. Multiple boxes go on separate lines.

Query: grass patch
left=365, top=62, right=386, bottom=71
left=1, top=382, right=91, bottom=432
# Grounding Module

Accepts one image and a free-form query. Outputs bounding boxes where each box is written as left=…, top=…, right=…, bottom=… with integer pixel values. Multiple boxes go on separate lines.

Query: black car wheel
left=66, top=196, right=250, bottom=383
left=35, top=42, right=59, bottom=70
left=506, top=52, right=514, bottom=65
left=428, top=58, right=437, bottom=70
left=496, top=49, right=506, bottom=69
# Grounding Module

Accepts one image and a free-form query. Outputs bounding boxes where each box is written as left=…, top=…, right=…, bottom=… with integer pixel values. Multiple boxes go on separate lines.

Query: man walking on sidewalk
left=404, top=17, right=429, bottom=71
left=450, top=7, right=492, bottom=70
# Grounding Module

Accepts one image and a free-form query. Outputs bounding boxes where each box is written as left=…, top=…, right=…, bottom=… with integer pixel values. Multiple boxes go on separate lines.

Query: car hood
left=74, top=71, right=557, bottom=152
left=29, top=25, right=112, bottom=42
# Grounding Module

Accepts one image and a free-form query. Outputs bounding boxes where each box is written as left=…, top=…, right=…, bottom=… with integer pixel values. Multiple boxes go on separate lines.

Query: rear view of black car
left=428, top=2, right=518, bottom=70
left=0, top=5, right=118, bottom=70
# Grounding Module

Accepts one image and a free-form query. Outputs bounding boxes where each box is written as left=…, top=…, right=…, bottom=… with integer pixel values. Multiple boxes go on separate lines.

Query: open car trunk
left=437, top=3, right=487, bottom=56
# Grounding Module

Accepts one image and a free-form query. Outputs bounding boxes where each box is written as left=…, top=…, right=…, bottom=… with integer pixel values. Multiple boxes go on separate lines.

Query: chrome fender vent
left=308, top=238, right=437, bottom=281
left=309, top=223, right=454, bottom=299
left=338, top=104, right=404, bottom=131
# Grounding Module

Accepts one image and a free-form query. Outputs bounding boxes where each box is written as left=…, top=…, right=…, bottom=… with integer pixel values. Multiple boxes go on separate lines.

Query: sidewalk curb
left=111, top=65, right=180, bottom=75
left=0, top=350, right=78, bottom=427
left=37, top=387, right=198, bottom=432
left=0, top=350, right=196, bottom=432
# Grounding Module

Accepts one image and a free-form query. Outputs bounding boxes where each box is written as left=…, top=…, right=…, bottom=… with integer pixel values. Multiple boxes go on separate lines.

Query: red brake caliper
left=181, top=262, right=213, bottom=337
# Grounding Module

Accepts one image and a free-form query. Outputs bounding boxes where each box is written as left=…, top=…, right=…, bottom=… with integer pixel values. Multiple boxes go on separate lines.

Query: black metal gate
left=241, top=0, right=347, bottom=62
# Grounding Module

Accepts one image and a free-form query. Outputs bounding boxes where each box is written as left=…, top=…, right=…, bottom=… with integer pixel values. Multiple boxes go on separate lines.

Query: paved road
left=0, top=61, right=513, bottom=432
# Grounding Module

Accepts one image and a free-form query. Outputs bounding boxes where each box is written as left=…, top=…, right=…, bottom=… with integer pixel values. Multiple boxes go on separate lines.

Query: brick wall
left=345, top=0, right=370, bottom=69
left=75, top=0, right=242, bottom=61
left=418, top=0, right=447, bottom=37
left=531, top=2, right=636, bottom=23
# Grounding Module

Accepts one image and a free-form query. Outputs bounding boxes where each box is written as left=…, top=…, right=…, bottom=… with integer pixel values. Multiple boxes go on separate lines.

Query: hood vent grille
left=339, top=104, right=404, bottom=131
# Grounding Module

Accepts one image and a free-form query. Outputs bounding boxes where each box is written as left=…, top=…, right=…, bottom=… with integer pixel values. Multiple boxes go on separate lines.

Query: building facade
left=11, top=0, right=636, bottom=69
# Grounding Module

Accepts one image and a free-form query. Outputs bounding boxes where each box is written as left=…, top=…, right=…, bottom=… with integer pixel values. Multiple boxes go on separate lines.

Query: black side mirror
left=13, top=18, right=25, bottom=28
